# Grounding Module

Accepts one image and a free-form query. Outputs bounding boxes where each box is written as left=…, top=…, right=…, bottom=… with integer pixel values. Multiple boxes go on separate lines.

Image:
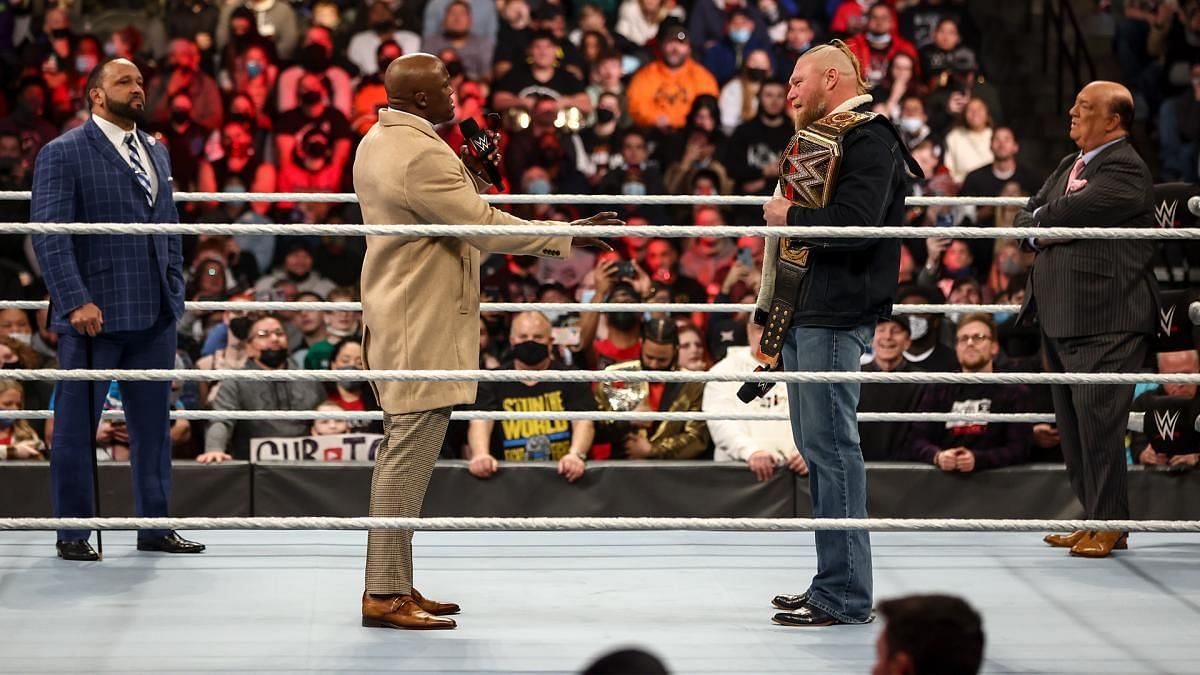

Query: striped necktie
left=123, top=133, right=154, bottom=207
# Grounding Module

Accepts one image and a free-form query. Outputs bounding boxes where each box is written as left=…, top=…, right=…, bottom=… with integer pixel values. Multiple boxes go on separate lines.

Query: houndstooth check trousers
left=365, top=407, right=452, bottom=595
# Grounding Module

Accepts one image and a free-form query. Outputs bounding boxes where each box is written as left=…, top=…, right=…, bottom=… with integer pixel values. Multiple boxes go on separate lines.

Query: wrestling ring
left=0, top=191, right=1198, bottom=674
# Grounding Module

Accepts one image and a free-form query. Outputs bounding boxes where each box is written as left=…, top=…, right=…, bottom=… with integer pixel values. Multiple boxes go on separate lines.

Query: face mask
left=336, top=365, right=364, bottom=391
left=301, top=43, right=330, bottom=72
left=229, top=112, right=253, bottom=126
left=526, top=178, right=552, bottom=194
left=794, top=40, right=811, bottom=52
left=76, top=56, right=97, bottom=73
left=729, top=28, right=752, bottom=44
left=7, top=333, right=31, bottom=346
left=622, top=181, right=647, bottom=196
left=511, top=340, right=550, bottom=365
left=908, top=316, right=929, bottom=340
left=104, top=41, right=118, bottom=57
left=899, top=116, right=924, bottom=133
left=257, top=347, right=289, bottom=369
left=579, top=289, right=596, bottom=303
left=50, top=28, right=71, bottom=40
left=1000, top=258, right=1023, bottom=276
left=595, top=108, right=616, bottom=124
left=325, top=322, right=358, bottom=338
left=445, top=60, right=465, bottom=78
left=542, top=309, right=565, bottom=325
left=229, top=316, right=252, bottom=341
left=867, top=31, right=892, bottom=45
left=2, top=360, right=21, bottom=369
left=377, top=59, right=393, bottom=74
left=171, top=109, right=191, bottom=125
left=301, top=90, right=322, bottom=106
left=372, top=20, right=394, bottom=33
left=609, top=311, right=639, bottom=331
left=246, top=60, right=263, bottom=77
left=746, top=67, right=769, bottom=82
left=946, top=311, right=961, bottom=325
left=621, top=54, right=641, bottom=76
left=992, top=311, right=1013, bottom=325
left=0, top=418, right=13, bottom=429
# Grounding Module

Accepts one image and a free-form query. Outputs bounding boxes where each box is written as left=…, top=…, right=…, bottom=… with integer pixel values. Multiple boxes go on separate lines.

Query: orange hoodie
left=626, top=59, right=719, bottom=129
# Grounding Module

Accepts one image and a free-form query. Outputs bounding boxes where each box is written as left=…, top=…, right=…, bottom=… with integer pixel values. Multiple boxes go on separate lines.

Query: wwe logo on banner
left=1154, top=408, right=1181, bottom=440
left=1155, top=199, right=1178, bottom=229
left=1159, top=304, right=1177, bottom=336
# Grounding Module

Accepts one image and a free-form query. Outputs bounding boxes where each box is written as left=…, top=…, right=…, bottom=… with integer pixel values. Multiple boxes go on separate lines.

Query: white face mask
left=908, top=316, right=929, bottom=340
left=899, top=116, right=924, bottom=134
left=7, top=332, right=32, bottom=345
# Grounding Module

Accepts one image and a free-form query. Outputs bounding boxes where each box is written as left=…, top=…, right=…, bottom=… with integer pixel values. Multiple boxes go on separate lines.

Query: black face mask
left=337, top=366, right=364, bottom=392
left=258, top=347, right=289, bottom=368
left=445, top=59, right=465, bottom=77
left=301, top=43, right=330, bottom=72
left=285, top=269, right=310, bottom=282
left=171, top=109, right=191, bottom=125
left=377, top=59, right=394, bottom=74
left=2, top=360, right=21, bottom=369
left=50, top=28, right=71, bottom=40
left=608, top=311, right=639, bottom=331
left=228, top=112, right=253, bottom=126
left=371, top=20, right=395, bottom=34
left=595, top=108, right=616, bottom=124
left=229, top=316, right=252, bottom=341
left=511, top=340, right=550, bottom=365
left=301, top=90, right=322, bottom=106
left=745, top=67, right=769, bottom=82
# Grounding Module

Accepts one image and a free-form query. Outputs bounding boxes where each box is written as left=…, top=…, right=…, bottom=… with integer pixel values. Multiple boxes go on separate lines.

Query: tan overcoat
left=354, top=109, right=572, bottom=413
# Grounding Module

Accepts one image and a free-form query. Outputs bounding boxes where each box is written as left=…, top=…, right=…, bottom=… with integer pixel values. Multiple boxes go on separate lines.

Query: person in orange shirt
left=626, top=19, right=719, bottom=130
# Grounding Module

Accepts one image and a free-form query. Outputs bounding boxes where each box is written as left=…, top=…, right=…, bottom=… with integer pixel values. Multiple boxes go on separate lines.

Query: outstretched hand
left=570, top=211, right=623, bottom=251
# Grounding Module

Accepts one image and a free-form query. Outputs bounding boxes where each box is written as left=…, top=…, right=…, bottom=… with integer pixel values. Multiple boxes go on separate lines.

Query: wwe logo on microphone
left=470, top=135, right=490, bottom=155
left=1155, top=199, right=1178, bottom=229
left=1153, top=408, right=1181, bottom=441
left=1159, top=304, right=1177, bottom=336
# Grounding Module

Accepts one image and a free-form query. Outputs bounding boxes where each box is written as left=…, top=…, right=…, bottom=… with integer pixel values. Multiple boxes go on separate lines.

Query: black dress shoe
left=137, top=531, right=205, bottom=554
left=56, top=539, right=99, bottom=561
left=772, top=591, right=809, bottom=611
left=773, top=604, right=870, bottom=627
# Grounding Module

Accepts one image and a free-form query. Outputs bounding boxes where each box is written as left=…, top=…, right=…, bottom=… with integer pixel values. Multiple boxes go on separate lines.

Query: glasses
left=254, top=329, right=287, bottom=338
left=956, top=333, right=991, bottom=345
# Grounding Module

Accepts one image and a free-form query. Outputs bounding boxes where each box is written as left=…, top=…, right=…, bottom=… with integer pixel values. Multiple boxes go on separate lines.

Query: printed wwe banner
left=249, top=434, right=386, bottom=462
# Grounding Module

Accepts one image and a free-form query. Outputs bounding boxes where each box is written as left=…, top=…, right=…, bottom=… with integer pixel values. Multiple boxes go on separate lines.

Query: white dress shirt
left=92, top=113, right=158, bottom=201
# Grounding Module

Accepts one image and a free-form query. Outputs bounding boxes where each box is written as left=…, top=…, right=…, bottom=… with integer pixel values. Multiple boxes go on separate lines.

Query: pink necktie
left=1064, top=156, right=1086, bottom=194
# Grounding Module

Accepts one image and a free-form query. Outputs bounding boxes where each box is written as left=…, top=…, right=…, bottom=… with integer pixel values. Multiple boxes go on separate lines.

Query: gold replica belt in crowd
left=759, top=110, right=876, bottom=359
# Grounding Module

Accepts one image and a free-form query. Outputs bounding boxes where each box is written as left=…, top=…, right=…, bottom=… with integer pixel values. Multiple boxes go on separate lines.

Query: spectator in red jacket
left=846, top=3, right=918, bottom=90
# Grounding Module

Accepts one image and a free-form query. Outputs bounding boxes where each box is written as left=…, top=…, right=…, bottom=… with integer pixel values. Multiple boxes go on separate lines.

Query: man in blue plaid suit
left=31, top=58, right=204, bottom=561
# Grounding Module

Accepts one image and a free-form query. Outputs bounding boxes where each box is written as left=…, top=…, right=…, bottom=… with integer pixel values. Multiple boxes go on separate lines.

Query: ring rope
left=0, top=300, right=1019, bottom=315
left=0, top=409, right=1067, bottom=424
left=4, top=368, right=1199, bottom=385
left=0, top=191, right=1031, bottom=207
left=0, top=516, right=1196, bottom=532
left=0, top=222, right=1195, bottom=240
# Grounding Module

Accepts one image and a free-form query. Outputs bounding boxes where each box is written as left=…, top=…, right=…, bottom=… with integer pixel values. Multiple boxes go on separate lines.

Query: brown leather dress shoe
left=362, top=593, right=457, bottom=630
left=1070, top=531, right=1129, bottom=558
left=411, top=588, right=460, bottom=616
left=1043, top=530, right=1089, bottom=548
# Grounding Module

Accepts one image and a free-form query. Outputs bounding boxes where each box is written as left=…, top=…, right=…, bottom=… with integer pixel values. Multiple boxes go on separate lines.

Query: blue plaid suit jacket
left=31, top=119, right=184, bottom=333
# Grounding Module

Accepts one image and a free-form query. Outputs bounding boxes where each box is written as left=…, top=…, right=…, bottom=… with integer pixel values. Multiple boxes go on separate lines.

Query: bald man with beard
left=754, top=42, right=921, bottom=627
left=353, top=53, right=618, bottom=630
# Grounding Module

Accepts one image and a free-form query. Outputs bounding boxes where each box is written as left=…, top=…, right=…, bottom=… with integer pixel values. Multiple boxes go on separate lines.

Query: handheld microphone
left=737, top=359, right=780, bottom=404
left=1189, top=195, right=1200, bottom=217
left=1190, top=301, right=1200, bottom=327
left=459, top=117, right=504, bottom=186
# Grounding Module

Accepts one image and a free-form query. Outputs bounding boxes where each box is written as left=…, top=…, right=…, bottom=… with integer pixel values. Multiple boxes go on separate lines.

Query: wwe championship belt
left=759, top=110, right=876, bottom=359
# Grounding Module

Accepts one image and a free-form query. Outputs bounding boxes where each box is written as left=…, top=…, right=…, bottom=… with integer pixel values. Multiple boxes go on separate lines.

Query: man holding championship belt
left=753, top=41, right=922, bottom=627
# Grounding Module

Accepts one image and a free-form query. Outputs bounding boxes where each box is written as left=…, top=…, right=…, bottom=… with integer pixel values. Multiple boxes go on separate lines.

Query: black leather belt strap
left=758, top=243, right=810, bottom=359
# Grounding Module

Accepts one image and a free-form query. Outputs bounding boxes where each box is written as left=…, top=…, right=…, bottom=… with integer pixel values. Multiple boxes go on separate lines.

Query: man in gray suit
left=1016, top=81, right=1156, bottom=558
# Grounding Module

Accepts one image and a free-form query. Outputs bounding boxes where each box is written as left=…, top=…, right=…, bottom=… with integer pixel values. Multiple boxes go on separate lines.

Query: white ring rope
left=0, top=516, right=1196, bottom=532
left=0, top=222, right=1195, bottom=240
left=0, top=300, right=1017, bottom=315
left=3, top=368, right=1198, bottom=385
left=0, top=191, right=1031, bottom=207
left=0, top=409, right=1066, bottom=424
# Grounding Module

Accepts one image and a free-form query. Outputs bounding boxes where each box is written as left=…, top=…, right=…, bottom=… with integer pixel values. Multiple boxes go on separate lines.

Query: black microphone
left=460, top=117, right=504, bottom=186
left=737, top=363, right=779, bottom=403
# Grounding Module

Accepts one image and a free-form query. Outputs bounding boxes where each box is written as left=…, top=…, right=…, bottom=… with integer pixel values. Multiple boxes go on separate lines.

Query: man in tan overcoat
left=353, top=53, right=618, bottom=630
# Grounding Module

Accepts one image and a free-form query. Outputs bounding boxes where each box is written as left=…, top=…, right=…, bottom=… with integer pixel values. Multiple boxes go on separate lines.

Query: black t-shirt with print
left=473, top=361, right=594, bottom=461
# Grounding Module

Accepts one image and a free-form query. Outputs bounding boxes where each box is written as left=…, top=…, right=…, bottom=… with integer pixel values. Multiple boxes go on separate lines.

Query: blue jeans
left=782, top=323, right=874, bottom=623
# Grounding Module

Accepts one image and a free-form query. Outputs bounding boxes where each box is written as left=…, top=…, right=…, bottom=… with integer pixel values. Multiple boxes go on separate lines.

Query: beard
left=792, top=94, right=827, bottom=131
left=107, top=97, right=146, bottom=126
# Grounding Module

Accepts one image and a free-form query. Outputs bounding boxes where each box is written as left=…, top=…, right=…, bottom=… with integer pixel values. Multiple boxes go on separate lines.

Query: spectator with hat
left=625, top=20, right=719, bottom=129
left=254, top=239, right=337, bottom=299
left=858, top=315, right=926, bottom=461
left=274, top=73, right=354, bottom=196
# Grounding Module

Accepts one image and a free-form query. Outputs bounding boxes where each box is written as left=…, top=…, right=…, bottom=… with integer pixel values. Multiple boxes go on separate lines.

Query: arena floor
left=1, top=530, right=1197, bottom=674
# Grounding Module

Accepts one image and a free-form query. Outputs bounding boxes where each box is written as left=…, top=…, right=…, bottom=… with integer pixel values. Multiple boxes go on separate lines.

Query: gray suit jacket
left=1016, top=138, right=1158, bottom=339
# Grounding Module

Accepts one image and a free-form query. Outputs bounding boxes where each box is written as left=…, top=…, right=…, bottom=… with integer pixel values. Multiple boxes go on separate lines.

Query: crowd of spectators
left=0, top=0, right=1195, bottom=478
